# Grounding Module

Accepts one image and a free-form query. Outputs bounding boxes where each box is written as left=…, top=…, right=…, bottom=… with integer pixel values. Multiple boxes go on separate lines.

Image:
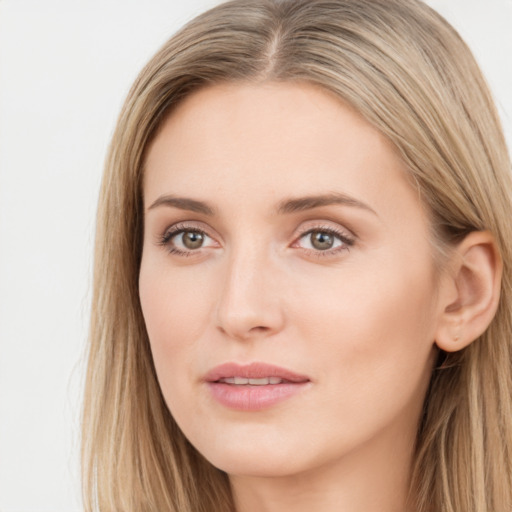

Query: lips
left=204, top=362, right=310, bottom=383
left=217, top=376, right=284, bottom=385
left=204, top=362, right=311, bottom=411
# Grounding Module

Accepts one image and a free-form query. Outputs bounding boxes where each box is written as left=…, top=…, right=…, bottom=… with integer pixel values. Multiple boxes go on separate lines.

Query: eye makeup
left=157, top=221, right=217, bottom=257
left=156, top=219, right=356, bottom=259
left=293, top=225, right=355, bottom=258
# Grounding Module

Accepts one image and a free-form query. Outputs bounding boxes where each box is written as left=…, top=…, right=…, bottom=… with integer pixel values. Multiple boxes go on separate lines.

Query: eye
left=294, top=227, right=354, bottom=254
left=173, top=230, right=208, bottom=250
left=302, top=230, right=340, bottom=250
left=159, top=224, right=218, bottom=255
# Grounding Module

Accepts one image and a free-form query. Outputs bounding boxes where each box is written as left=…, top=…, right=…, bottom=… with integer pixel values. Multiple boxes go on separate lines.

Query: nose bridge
left=215, top=239, right=284, bottom=340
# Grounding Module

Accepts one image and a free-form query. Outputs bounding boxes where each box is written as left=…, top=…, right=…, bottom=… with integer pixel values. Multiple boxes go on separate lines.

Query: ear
left=435, top=231, right=502, bottom=352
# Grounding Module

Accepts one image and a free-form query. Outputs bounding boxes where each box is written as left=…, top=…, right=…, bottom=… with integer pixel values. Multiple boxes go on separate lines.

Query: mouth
left=204, top=361, right=310, bottom=383
left=204, top=362, right=311, bottom=411
left=216, top=376, right=288, bottom=385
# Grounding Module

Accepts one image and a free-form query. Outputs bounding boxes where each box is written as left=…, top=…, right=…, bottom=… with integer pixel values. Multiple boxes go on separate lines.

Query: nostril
left=251, top=326, right=269, bottom=332
left=216, top=322, right=275, bottom=341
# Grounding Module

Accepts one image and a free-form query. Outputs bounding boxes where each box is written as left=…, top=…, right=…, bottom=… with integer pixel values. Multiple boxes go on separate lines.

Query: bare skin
left=139, top=82, right=497, bottom=511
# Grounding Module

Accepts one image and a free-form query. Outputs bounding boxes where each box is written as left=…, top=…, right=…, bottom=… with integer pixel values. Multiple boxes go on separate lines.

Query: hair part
left=83, top=1, right=512, bottom=510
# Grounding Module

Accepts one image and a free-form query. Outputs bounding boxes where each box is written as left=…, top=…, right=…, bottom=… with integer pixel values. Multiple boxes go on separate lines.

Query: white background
left=0, top=1, right=510, bottom=511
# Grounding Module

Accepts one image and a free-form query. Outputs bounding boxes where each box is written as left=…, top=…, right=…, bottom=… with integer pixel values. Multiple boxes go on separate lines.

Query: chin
left=189, top=428, right=325, bottom=479
left=208, top=452, right=305, bottom=479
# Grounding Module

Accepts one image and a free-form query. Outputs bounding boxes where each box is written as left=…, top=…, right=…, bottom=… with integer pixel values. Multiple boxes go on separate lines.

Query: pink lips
left=204, top=362, right=311, bottom=411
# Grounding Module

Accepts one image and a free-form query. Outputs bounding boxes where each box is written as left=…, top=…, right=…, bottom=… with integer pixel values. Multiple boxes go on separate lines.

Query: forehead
left=143, top=81, right=421, bottom=224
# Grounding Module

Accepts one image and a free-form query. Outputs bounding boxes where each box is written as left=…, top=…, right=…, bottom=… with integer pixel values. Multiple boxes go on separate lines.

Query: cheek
left=139, top=248, right=217, bottom=334
left=138, top=258, right=214, bottom=396
left=295, top=255, right=435, bottom=334
left=290, top=252, right=438, bottom=407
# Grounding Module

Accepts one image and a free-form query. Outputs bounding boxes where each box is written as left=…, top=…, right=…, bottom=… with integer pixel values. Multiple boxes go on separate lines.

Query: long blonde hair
left=82, top=0, right=512, bottom=510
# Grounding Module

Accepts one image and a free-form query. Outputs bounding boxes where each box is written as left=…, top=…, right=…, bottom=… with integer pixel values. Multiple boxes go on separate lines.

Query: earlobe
left=435, top=231, right=502, bottom=353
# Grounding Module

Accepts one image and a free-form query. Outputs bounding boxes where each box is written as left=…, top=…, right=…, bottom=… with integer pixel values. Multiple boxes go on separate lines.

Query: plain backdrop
left=0, top=1, right=510, bottom=511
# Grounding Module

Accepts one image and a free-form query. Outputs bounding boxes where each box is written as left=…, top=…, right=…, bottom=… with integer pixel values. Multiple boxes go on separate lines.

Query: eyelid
left=160, top=220, right=217, bottom=239
left=291, top=222, right=356, bottom=255
left=155, top=219, right=355, bottom=257
left=294, top=219, right=355, bottom=239
left=157, top=221, right=220, bottom=254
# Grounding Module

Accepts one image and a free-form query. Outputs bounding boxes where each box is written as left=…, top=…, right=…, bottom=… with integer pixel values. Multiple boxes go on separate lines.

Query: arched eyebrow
left=147, top=192, right=377, bottom=217
left=148, top=195, right=216, bottom=215
left=277, top=192, right=378, bottom=216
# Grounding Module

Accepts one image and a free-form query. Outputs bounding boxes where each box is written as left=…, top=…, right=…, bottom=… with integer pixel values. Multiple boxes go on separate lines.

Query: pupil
left=311, top=231, right=334, bottom=250
left=183, top=231, right=204, bottom=249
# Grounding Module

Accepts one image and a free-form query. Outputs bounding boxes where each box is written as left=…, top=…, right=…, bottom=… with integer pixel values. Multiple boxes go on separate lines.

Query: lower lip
left=206, top=382, right=310, bottom=411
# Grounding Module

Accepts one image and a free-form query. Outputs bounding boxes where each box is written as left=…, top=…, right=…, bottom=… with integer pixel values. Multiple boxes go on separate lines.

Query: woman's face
left=140, top=82, right=441, bottom=479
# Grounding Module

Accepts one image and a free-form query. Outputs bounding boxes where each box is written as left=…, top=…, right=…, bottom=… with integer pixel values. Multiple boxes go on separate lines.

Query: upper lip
left=203, top=362, right=310, bottom=383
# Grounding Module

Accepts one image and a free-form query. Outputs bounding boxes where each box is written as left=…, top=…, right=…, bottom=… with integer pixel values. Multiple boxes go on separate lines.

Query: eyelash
left=158, top=222, right=211, bottom=257
left=158, top=222, right=355, bottom=258
left=295, top=225, right=355, bottom=258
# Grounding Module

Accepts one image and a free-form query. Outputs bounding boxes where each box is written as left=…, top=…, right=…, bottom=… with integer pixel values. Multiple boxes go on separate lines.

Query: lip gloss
left=204, top=362, right=311, bottom=411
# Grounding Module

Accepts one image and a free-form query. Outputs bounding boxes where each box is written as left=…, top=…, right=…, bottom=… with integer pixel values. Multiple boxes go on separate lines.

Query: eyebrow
left=148, top=195, right=216, bottom=215
left=277, top=192, right=378, bottom=216
left=147, top=192, right=377, bottom=217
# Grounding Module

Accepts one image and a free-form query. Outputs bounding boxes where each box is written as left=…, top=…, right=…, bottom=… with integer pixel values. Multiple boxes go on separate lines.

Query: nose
left=215, top=246, right=285, bottom=341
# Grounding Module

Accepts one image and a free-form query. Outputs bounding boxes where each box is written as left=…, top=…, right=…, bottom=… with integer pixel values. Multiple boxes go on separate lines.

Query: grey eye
left=163, top=226, right=217, bottom=254
left=180, top=231, right=205, bottom=249
left=297, top=229, right=344, bottom=251
left=310, top=231, right=335, bottom=250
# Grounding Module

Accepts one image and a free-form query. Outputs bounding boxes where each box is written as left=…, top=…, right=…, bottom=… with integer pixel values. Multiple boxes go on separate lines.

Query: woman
left=82, top=0, right=512, bottom=510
